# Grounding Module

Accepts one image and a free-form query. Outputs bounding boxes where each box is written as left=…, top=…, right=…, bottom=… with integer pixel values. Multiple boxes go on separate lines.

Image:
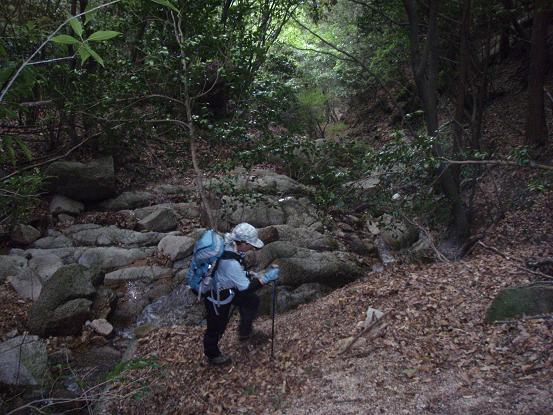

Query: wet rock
left=157, top=235, right=195, bottom=261
left=137, top=208, right=178, bottom=232
left=49, top=195, right=84, bottom=215
left=104, top=266, right=173, bottom=284
left=485, top=284, right=553, bottom=323
left=44, top=156, right=116, bottom=202
left=11, top=224, right=41, bottom=245
left=134, top=324, right=155, bottom=338
left=0, top=335, right=49, bottom=385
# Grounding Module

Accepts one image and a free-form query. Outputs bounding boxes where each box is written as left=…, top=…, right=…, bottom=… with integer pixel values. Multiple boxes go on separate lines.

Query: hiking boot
left=207, top=354, right=232, bottom=366
left=239, top=330, right=269, bottom=345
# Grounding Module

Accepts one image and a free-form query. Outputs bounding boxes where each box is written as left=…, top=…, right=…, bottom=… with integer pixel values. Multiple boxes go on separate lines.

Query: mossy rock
left=485, top=284, right=553, bottom=323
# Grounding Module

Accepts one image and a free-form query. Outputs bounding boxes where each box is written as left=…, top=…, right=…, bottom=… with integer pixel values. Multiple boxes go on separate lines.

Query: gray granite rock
left=104, top=266, right=173, bottom=284
left=157, top=235, right=195, bottom=261
left=64, top=224, right=164, bottom=247
left=44, top=156, right=116, bottom=202
left=11, top=224, right=41, bottom=245
left=97, top=191, right=155, bottom=211
left=78, top=247, right=155, bottom=270
left=0, top=255, right=27, bottom=282
left=0, top=335, right=49, bottom=385
left=137, top=208, right=178, bottom=232
left=49, top=195, right=84, bottom=215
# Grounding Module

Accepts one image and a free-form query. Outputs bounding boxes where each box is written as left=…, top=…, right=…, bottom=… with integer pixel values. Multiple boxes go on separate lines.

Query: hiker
left=203, top=222, right=280, bottom=365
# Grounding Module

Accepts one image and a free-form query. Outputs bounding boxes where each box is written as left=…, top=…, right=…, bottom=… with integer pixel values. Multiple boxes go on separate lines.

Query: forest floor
left=104, top=190, right=553, bottom=415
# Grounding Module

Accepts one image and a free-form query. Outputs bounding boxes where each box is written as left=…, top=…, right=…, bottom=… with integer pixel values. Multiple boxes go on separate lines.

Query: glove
left=259, top=265, right=280, bottom=284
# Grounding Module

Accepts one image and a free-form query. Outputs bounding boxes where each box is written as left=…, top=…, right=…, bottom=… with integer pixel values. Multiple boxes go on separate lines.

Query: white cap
left=230, top=223, right=264, bottom=248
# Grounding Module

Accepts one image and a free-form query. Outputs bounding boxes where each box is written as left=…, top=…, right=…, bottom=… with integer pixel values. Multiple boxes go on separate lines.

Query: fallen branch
left=477, top=241, right=553, bottom=280
left=441, top=158, right=553, bottom=171
left=339, top=312, right=389, bottom=355
left=401, top=215, right=451, bottom=263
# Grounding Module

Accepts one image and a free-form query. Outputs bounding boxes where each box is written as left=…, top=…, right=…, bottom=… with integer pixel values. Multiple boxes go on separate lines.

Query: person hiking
left=203, top=222, right=280, bottom=365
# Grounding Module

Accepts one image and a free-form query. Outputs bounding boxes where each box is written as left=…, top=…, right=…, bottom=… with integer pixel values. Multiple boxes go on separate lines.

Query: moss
left=485, top=285, right=553, bottom=323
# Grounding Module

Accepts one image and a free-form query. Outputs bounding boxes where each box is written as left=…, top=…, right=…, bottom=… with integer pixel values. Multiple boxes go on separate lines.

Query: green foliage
left=0, top=171, right=44, bottom=228
left=106, top=357, right=161, bottom=381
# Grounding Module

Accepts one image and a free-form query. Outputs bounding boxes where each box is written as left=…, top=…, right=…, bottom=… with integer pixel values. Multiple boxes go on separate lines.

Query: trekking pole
left=271, top=280, right=277, bottom=359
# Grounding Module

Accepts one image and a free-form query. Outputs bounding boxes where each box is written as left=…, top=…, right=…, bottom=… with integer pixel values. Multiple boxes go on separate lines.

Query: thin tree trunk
left=525, top=0, right=550, bottom=147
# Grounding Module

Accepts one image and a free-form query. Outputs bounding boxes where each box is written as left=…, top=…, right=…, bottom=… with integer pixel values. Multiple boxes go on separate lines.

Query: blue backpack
left=187, top=230, right=242, bottom=299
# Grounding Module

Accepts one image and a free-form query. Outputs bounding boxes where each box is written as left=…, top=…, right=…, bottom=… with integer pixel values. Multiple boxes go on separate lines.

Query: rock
left=11, top=224, right=41, bottom=245
left=270, top=246, right=362, bottom=287
left=409, top=234, right=434, bottom=261
left=49, top=195, right=84, bottom=215
left=89, top=319, right=113, bottom=336
left=47, top=298, right=93, bottom=336
left=64, top=224, right=164, bottom=247
left=157, top=235, right=195, bottom=261
left=206, top=168, right=312, bottom=196
left=57, top=213, right=75, bottom=225
left=137, top=208, right=178, bottom=232
left=371, top=214, right=419, bottom=250
left=206, top=195, right=321, bottom=231
left=92, top=286, right=117, bottom=319
left=255, top=241, right=298, bottom=270
left=11, top=247, right=83, bottom=264
left=258, top=282, right=331, bottom=315
left=344, top=234, right=376, bottom=256
left=363, top=307, right=384, bottom=327
left=104, top=266, right=173, bottom=284
left=44, top=156, right=116, bottom=202
left=27, top=264, right=97, bottom=336
left=375, top=237, right=396, bottom=267
left=485, top=284, right=553, bottom=323
left=0, top=255, right=27, bottom=282
left=8, top=254, right=64, bottom=300
left=133, top=202, right=200, bottom=221
left=32, top=234, right=74, bottom=249
left=0, top=335, right=49, bottom=385
left=343, top=175, right=380, bottom=191
left=78, top=247, right=155, bottom=270
left=258, top=225, right=340, bottom=252
left=7, top=272, right=42, bottom=300
left=97, top=191, right=155, bottom=211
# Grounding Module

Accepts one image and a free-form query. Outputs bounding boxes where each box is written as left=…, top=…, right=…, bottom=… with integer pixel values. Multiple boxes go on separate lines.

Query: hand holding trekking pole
left=260, top=264, right=280, bottom=284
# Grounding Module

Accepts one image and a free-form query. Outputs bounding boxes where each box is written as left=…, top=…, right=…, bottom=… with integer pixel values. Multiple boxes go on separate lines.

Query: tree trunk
left=525, top=0, right=551, bottom=147
left=403, top=0, right=470, bottom=242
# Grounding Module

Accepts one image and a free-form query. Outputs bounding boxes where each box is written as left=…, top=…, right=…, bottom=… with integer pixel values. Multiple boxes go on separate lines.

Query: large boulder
left=257, top=225, right=340, bottom=252
left=32, top=234, right=74, bottom=249
left=207, top=195, right=321, bottom=231
left=257, top=282, right=331, bottom=315
left=104, top=266, right=173, bottom=285
left=10, top=224, right=41, bottom=245
left=157, top=235, right=195, bottom=261
left=44, top=156, right=116, bottom=202
left=63, top=224, right=164, bottom=247
left=485, top=284, right=553, bottom=323
left=206, top=168, right=312, bottom=196
left=367, top=214, right=419, bottom=250
left=8, top=253, right=64, bottom=300
left=0, top=255, right=27, bottom=282
left=78, top=247, right=155, bottom=270
left=49, top=195, right=84, bottom=215
left=137, top=208, right=178, bottom=232
left=27, top=264, right=97, bottom=336
left=255, top=241, right=362, bottom=287
left=97, top=191, right=155, bottom=211
left=274, top=247, right=362, bottom=287
left=0, top=335, right=49, bottom=385
left=133, top=202, right=200, bottom=221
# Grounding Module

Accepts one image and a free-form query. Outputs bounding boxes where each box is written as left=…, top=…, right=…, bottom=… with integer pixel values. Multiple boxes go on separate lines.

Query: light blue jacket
left=214, top=243, right=251, bottom=291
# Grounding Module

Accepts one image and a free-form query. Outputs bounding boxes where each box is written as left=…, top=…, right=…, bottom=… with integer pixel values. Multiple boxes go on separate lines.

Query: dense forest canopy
left=1, top=0, right=551, bottom=247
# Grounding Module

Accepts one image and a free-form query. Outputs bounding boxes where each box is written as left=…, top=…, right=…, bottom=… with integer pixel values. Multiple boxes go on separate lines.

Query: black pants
left=203, top=290, right=260, bottom=359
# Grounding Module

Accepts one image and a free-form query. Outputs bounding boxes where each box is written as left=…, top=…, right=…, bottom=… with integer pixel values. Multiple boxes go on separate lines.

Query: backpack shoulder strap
left=212, top=250, right=243, bottom=275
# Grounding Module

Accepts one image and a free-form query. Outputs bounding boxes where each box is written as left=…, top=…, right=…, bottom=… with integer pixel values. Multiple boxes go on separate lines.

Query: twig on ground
left=477, top=241, right=553, bottom=280
left=339, top=312, right=389, bottom=355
